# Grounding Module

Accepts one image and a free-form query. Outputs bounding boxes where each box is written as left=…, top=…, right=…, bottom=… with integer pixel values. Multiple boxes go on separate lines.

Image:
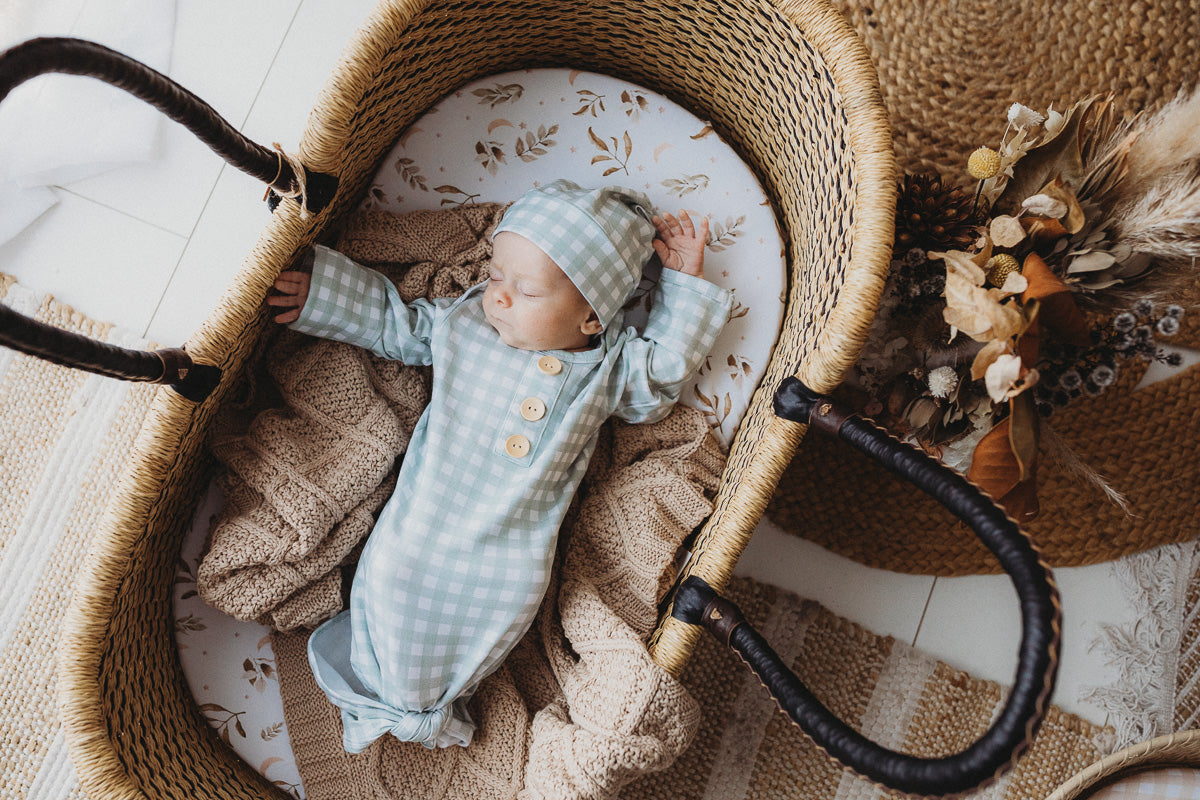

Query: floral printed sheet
left=176, top=482, right=305, bottom=798
left=175, top=69, right=786, bottom=796
left=364, top=68, right=785, bottom=448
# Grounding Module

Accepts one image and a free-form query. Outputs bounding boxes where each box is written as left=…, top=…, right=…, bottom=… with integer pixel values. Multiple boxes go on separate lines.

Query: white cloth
left=0, top=0, right=175, bottom=244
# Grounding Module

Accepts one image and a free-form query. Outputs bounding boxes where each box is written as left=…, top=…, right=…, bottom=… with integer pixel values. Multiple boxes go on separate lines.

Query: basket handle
left=0, top=37, right=339, bottom=401
left=671, top=377, right=1060, bottom=797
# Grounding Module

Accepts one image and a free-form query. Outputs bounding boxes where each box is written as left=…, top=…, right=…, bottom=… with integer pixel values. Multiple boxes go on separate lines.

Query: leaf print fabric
left=588, top=127, right=633, bottom=176
left=361, top=68, right=785, bottom=449
left=473, top=82, right=523, bottom=108
left=175, top=484, right=306, bottom=796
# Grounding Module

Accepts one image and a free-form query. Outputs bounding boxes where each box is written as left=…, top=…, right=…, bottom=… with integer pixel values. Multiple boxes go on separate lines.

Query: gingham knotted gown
left=295, top=246, right=730, bottom=751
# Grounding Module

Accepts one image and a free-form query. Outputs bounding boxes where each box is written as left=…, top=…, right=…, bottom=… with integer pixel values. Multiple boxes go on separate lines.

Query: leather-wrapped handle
left=672, top=376, right=1061, bottom=796
left=0, top=37, right=338, bottom=399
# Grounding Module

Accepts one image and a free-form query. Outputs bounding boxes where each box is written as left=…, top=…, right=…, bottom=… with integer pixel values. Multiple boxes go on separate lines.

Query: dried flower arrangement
left=852, top=90, right=1200, bottom=521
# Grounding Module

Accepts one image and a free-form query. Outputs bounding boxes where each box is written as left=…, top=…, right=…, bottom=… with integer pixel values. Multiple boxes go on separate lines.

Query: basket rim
left=648, top=0, right=897, bottom=674
left=1046, top=729, right=1200, bottom=800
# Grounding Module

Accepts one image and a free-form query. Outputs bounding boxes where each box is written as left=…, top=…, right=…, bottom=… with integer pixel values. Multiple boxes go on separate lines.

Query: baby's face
left=484, top=232, right=602, bottom=351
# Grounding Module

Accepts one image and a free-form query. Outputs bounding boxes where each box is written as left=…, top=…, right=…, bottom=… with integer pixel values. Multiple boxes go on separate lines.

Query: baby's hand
left=267, top=270, right=311, bottom=324
left=651, top=211, right=709, bottom=279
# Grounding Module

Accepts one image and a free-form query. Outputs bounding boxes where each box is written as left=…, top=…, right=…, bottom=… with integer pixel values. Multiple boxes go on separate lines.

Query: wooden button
left=505, top=434, right=531, bottom=458
left=520, top=397, right=546, bottom=421
left=537, top=355, right=562, bottom=375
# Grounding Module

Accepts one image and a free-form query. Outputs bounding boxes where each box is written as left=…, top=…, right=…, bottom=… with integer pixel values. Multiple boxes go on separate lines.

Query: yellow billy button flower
left=967, top=146, right=1002, bottom=180
left=985, top=253, right=1022, bottom=287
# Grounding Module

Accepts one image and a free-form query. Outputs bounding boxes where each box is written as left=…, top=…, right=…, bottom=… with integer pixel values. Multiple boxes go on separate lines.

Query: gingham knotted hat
left=493, top=180, right=656, bottom=329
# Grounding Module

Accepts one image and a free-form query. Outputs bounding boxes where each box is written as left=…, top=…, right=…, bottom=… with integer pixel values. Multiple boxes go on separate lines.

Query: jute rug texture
left=623, top=577, right=1112, bottom=800
left=0, top=274, right=157, bottom=800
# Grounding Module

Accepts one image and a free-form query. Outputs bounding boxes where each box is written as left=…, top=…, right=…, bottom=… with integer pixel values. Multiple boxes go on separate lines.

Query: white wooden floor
left=0, top=0, right=1140, bottom=728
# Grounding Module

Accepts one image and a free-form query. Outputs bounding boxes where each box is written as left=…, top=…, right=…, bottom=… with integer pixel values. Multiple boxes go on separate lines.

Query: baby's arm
left=271, top=245, right=437, bottom=364
left=651, top=211, right=709, bottom=280
left=612, top=257, right=732, bottom=424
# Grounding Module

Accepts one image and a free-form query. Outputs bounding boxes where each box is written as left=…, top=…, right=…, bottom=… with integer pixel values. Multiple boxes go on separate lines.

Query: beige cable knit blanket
left=198, top=203, right=506, bottom=629
left=197, top=203, right=725, bottom=797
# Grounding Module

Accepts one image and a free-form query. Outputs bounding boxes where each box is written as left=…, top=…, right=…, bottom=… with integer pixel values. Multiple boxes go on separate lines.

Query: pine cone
left=894, top=173, right=986, bottom=254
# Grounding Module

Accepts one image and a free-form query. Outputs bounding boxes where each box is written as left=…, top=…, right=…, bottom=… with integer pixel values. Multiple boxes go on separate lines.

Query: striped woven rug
left=0, top=274, right=157, bottom=800
left=624, top=577, right=1113, bottom=800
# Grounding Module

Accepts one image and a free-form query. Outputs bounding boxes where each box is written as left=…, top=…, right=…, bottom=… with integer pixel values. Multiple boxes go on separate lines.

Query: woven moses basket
left=0, top=1, right=1064, bottom=798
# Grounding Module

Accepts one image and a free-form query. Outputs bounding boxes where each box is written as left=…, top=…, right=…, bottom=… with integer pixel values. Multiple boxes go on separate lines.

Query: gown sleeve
left=612, top=268, right=732, bottom=424
left=288, top=245, right=439, bottom=365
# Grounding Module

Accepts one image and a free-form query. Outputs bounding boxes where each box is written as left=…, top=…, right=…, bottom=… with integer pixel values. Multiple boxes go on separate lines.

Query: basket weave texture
left=1046, top=729, right=1200, bottom=800
left=55, top=1, right=896, bottom=798
left=767, top=0, right=1200, bottom=575
left=830, top=0, right=1200, bottom=182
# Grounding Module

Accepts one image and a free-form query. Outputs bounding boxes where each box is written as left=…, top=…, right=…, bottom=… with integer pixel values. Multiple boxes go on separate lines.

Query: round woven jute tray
left=766, top=0, right=1200, bottom=575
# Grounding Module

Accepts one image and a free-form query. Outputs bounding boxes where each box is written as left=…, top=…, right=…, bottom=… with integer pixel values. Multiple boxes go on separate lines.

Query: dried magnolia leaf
left=1016, top=299, right=1041, bottom=366
left=967, top=413, right=1040, bottom=521
left=999, top=476, right=1041, bottom=522
left=1008, top=392, right=1039, bottom=482
left=1021, top=253, right=1091, bottom=346
left=991, top=215, right=1027, bottom=247
left=1020, top=254, right=1067, bottom=299
left=967, top=417, right=1021, bottom=498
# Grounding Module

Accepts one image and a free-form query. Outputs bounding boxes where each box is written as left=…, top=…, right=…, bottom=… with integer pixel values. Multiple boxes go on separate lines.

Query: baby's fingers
left=651, top=214, right=674, bottom=239
left=274, top=270, right=309, bottom=292
left=273, top=307, right=303, bottom=324
left=266, top=293, right=304, bottom=307
left=652, top=238, right=667, bottom=256
left=677, top=210, right=696, bottom=236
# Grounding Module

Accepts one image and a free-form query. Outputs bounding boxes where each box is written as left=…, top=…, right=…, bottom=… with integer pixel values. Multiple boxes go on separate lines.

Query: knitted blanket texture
left=196, top=203, right=723, bottom=798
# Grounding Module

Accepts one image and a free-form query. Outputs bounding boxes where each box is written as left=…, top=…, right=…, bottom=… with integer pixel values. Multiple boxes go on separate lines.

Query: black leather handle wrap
left=0, top=305, right=220, bottom=401
left=0, top=37, right=336, bottom=397
left=673, top=377, right=1061, bottom=797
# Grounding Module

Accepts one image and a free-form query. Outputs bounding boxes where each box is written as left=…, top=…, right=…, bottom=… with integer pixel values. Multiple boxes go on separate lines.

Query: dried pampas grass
left=1076, top=86, right=1200, bottom=308
left=1112, top=166, right=1200, bottom=265
left=1119, top=87, right=1200, bottom=199
left=1043, top=426, right=1133, bottom=516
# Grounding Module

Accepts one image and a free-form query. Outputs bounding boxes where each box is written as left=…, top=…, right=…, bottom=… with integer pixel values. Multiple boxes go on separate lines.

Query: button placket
left=501, top=353, right=567, bottom=461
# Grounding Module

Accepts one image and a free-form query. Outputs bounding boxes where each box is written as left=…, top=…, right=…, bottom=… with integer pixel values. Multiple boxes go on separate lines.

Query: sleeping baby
left=267, top=179, right=731, bottom=752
